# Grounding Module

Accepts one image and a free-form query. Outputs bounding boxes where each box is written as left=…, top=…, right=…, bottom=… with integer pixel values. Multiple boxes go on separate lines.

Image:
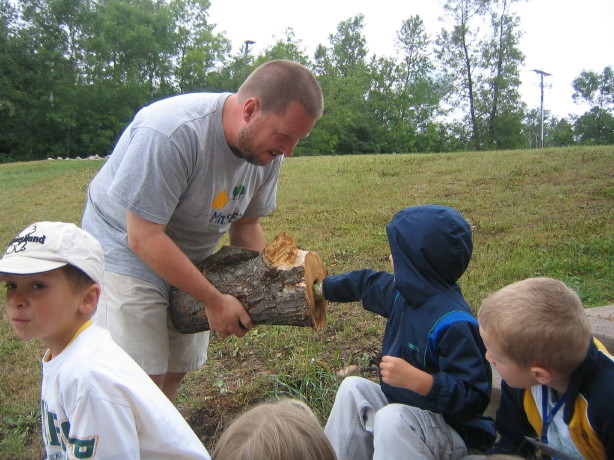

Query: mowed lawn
left=0, top=145, right=612, bottom=456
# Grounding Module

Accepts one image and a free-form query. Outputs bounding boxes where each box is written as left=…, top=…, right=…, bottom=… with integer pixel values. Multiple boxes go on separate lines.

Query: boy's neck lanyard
left=541, top=384, right=566, bottom=444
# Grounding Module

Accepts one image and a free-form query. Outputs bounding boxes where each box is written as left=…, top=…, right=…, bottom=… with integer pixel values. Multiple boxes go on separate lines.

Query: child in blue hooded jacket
left=320, top=205, right=495, bottom=460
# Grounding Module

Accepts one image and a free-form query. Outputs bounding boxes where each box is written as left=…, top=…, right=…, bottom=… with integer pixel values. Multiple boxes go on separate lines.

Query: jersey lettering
left=41, top=400, right=98, bottom=459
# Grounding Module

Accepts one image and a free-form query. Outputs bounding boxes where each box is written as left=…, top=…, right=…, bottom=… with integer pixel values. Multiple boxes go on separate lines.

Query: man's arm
left=228, top=216, right=266, bottom=251
left=125, top=211, right=252, bottom=338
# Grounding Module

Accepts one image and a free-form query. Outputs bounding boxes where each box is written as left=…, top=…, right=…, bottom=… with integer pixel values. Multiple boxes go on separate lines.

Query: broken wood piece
left=169, top=232, right=328, bottom=334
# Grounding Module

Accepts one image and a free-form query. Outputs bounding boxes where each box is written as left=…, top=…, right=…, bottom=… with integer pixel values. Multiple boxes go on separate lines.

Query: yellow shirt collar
left=44, top=320, right=93, bottom=362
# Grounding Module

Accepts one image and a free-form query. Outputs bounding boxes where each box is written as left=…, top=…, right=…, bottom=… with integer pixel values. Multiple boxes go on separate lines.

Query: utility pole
left=532, top=69, right=552, bottom=148
left=243, top=40, right=255, bottom=82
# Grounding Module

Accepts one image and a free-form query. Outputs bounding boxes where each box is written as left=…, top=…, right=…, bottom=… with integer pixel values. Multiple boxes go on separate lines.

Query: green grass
left=1, top=146, right=613, bottom=456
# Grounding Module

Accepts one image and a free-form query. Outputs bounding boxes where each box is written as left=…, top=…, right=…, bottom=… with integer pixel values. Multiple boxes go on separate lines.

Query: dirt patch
left=174, top=302, right=384, bottom=452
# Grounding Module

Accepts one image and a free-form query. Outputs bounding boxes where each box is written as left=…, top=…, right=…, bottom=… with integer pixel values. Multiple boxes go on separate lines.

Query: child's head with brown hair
left=61, top=264, right=97, bottom=293
left=478, top=277, right=590, bottom=381
left=0, top=222, right=104, bottom=357
left=212, top=398, right=336, bottom=460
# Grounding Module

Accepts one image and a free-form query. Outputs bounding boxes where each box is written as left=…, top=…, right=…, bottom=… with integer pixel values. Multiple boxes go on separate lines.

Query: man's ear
left=79, top=284, right=101, bottom=316
left=530, top=366, right=552, bottom=385
left=242, top=97, right=259, bottom=122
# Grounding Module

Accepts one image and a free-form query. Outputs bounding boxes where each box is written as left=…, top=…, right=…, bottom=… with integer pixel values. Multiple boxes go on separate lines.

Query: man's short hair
left=237, top=59, right=324, bottom=119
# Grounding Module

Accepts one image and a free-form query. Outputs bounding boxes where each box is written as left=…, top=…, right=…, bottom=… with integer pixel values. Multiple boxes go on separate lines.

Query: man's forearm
left=229, top=217, right=265, bottom=251
left=126, top=210, right=222, bottom=306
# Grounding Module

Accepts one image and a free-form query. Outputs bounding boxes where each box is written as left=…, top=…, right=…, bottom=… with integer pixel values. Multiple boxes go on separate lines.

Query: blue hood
left=386, top=205, right=472, bottom=308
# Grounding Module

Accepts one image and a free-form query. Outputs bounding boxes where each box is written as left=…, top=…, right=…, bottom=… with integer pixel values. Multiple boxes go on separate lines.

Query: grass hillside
left=1, top=146, right=613, bottom=457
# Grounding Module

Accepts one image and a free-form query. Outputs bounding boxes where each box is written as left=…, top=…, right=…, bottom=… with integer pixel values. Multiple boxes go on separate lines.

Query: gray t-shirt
left=83, top=92, right=282, bottom=293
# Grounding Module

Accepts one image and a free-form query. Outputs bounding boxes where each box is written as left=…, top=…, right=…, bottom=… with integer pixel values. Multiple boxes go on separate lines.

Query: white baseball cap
left=0, top=222, right=104, bottom=285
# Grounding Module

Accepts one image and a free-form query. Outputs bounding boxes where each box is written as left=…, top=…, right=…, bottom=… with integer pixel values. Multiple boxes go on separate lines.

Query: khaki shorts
left=94, top=271, right=209, bottom=375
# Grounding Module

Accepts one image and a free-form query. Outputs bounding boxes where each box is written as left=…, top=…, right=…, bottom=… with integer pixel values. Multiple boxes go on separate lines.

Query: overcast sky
left=208, top=0, right=614, bottom=119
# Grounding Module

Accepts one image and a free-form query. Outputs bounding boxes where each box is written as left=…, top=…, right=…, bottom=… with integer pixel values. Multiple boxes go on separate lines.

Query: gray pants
left=324, top=376, right=467, bottom=460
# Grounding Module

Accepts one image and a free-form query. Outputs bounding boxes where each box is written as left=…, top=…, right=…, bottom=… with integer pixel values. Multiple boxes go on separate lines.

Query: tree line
left=1, top=0, right=612, bottom=162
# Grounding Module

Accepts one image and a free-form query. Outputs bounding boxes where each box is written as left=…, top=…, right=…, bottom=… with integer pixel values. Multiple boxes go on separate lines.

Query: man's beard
left=233, top=123, right=263, bottom=166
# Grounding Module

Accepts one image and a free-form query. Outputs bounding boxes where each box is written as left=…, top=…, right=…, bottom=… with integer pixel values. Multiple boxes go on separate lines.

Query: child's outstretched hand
left=313, top=281, right=325, bottom=299
left=379, top=355, right=434, bottom=396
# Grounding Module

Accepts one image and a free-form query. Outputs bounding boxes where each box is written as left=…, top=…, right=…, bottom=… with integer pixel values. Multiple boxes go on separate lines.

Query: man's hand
left=205, top=293, right=253, bottom=338
left=126, top=211, right=254, bottom=339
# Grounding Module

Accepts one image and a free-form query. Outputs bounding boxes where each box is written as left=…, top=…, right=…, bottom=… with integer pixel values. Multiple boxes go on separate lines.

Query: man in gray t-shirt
left=82, top=60, right=323, bottom=401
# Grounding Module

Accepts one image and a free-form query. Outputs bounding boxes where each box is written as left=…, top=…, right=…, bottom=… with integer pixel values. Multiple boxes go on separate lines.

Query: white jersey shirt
left=41, top=323, right=210, bottom=459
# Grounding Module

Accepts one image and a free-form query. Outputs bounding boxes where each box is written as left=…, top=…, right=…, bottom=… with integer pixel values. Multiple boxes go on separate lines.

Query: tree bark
left=169, top=232, right=329, bottom=334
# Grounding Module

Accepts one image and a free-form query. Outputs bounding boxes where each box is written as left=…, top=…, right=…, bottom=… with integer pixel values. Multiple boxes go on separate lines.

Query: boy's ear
left=79, top=284, right=100, bottom=316
left=530, top=366, right=552, bottom=385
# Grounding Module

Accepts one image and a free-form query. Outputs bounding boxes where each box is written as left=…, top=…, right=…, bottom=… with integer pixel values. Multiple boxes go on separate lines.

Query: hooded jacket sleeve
left=322, top=270, right=397, bottom=318
left=423, top=319, right=491, bottom=416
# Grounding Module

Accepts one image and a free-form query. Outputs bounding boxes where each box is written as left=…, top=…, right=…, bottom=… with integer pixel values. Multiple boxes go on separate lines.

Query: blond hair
left=478, top=277, right=590, bottom=375
left=212, top=398, right=336, bottom=460
left=237, top=60, right=323, bottom=119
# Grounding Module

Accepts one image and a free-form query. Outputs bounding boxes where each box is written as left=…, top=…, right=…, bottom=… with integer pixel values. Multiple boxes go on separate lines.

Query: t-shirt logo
left=211, top=191, right=229, bottom=209
left=211, top=185, right=246, bottom=210
left=42, top=400, right=98, bottom=458
left=232, top=185, right=246, bottom=200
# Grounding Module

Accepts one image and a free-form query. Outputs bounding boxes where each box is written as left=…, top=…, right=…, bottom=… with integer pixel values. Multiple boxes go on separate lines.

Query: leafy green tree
left=206, top=53, right=248, bottom=93
left=0, top=0, right=23, bottom=160
left=572, top=67, right=614, bottom=145
left=572, top=66, right=614, bottom=111
left=574, top=107, right=614, bottom=145
left=13, top=0, right=93, bottom=157
left=548, top=117, right=575, bottom=147
left=169, top=0, right=231, bottom=93
left=437, top=120, right=473, bottom=152
left=523, top=108, right=545, bottom=148
left=396, top=15, right=432, bottom=82
left=310, top=15, right=380, bottom=154
left=327, top=14, right=368, bottom=77
left=256, top=28, right=310, bottom=65
left=89, top=0, right=175, bottom=93
left=437, top=0, right=487, bottom=150
left=367, top=56, right=417, bottom=153
left=437, top=0, right=526, bottom=150
left=2, top=0, right=236, bottom=159
left=522, top=110, right=576, bottom=148
left=393, top=15, right=447, bottom=152
left=481, top=0, right=525, bottom=149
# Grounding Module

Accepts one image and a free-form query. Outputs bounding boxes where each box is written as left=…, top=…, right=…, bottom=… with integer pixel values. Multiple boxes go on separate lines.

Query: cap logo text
left=6, top=226, right=46, bottom=255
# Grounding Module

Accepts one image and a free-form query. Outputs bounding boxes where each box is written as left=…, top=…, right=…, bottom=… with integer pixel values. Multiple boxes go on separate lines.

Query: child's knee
left=338, top=376, right=374, bottom=395
left=375, top=404, right=413, bottom=425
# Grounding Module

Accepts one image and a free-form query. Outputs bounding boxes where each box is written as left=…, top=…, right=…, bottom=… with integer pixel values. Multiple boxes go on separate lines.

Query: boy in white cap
left=0, top=222, right=210, bottom=459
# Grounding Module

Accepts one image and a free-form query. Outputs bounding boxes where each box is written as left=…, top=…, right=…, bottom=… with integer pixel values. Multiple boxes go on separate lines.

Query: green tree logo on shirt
left=232, top=185, right=246, bottom=200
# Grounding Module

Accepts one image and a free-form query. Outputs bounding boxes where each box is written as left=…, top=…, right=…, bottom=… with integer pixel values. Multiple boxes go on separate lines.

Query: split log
left=169, top=232, right=328, bottom=334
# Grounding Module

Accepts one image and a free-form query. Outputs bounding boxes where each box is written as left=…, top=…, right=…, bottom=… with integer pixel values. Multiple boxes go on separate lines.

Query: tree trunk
left=169, top=232, right=329, bottom=334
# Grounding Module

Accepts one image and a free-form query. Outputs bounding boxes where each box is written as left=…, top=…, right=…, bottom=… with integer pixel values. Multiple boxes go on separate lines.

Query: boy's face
left=2, top=269, right=94, bottom=356
left=480, top=327, right=538, bottom=389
